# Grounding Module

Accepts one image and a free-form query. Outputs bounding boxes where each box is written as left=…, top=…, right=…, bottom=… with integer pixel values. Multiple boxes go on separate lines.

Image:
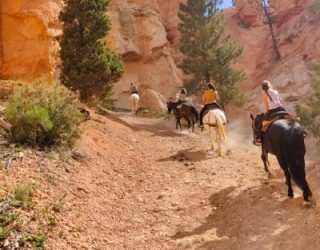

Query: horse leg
left=284, top=168, right=294, bottom=198
left=276, top=156, right=294, bottom=198
left=302, top=180, right=312, bottom=203
left=131, top=100, right=134, bottom=113
left=214, top=127, right=222, bottom=156
left=209, top=127, right=215, bottom=151
left=261, top=145, right=271, bottom=176
left=191, top=118, right=195, bottom=133
left=176, top=118, right=182, bottom=131
left=187, top=118, right=191, bottom=130
left=133, top=101, right=137, bottom=113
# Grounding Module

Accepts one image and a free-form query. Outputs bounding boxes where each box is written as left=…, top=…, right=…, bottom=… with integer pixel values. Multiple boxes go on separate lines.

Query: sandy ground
left=1, top=111, right=320, bottom=249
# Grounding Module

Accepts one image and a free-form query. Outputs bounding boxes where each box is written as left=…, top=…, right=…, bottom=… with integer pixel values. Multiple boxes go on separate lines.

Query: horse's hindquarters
left=130, top=94, right=140, bottom=113
left=203, top=109, right=227, bottom=155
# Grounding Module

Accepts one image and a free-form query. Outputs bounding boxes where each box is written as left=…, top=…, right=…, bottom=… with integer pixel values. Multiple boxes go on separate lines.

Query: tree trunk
left=205, top=71, right=210, bottom=83
left=262, top=0, right=281, bottom=61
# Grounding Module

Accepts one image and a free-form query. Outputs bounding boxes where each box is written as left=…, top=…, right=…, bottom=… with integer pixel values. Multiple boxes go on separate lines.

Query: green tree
left=59, top=0, right=124, bottom=101
left=178, top=0, right=245, bottom=106
left=296, top=60, right=320, bottom=147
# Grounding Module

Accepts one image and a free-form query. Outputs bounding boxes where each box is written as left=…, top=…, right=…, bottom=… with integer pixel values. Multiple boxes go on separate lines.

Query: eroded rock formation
left=1, top=0, right=320, bottom=111
left=0, top=0, right=62, bottom=82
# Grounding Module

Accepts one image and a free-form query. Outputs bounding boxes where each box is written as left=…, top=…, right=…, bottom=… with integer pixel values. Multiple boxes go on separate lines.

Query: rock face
left=225, top=0, right=320, bottom=113
left=0, top=0, right=62, bottom=82
left=1, top=0, right=320, bottom=112
left=0, top=0, right=183, bottom=110
left=108, top=0, right=183, bottom=109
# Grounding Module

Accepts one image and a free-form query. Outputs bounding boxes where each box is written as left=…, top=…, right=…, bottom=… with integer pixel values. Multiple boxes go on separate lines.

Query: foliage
left=5, top=83, right=83, bottom=148
left=22, top=231, right=47, bottom=249
left=59, top=0, right=124, bottom=101
left=0, top=211, right=17, bottom=240
left=307, top=0, right=320, bottom=14
left=296, top=60, right=320, bottom=146
left=0, top=182, right=66, bottom=249
left=11, top=182, right=36, bottom=208
left=178, top=0, right=245, bottom=106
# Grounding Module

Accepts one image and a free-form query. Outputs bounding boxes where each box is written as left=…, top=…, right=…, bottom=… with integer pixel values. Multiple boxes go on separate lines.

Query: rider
left=130, top=82, right=139, bottom=95
left=199, top=82, right=220, bottom=127
left=177, top=88, right=187, bottom=104
left=255, top=80, right=286, bottom=143
left=261, top=80, right=286, bottom=119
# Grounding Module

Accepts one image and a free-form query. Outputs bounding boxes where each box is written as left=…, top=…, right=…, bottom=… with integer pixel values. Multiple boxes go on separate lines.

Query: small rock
left=184, top=162, right=189, bottom=167
left=157, top=194, right=164, bottom=199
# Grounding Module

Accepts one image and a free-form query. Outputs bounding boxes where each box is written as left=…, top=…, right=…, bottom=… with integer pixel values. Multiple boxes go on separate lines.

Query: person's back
left=203, top=89, right=217, bottom=105
left=261, top=80, right=284, bottom=115
left=179, top=88, right=187, bottom=102
left=130, top=83, right=138, bottom=95
left=264, top=89, right=282, bottom=110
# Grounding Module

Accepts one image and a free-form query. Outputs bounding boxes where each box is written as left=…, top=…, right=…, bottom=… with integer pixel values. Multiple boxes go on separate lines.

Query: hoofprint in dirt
left=1, top=111, right=319, bottom=249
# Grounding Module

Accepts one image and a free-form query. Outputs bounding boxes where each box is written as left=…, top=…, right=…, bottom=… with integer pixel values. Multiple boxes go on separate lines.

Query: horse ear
left=250, top=114, right=254, bottom=121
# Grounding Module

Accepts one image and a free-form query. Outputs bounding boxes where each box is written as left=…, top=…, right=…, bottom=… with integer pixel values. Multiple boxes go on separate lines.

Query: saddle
left=203, top=103, right=221, bottom=117
left=176, top=101, right=187, bottom=109
left=261, top=112, right=300, bottom=132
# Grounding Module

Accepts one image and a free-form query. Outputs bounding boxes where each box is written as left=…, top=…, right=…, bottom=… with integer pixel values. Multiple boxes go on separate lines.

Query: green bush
left=5, top=84, right=83, bottom=148
left=296, top=60, right=320, bottom=146
left=11, top=182, right=36, bottom=208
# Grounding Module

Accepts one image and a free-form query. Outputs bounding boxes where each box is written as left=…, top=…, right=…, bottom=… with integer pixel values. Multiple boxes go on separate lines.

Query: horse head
left=167, top=99, right=175, bottom=114
left=250, top=113, right=265, bottom=145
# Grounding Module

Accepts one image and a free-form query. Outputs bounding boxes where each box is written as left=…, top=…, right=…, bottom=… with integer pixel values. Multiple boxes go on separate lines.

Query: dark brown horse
left=250, top=113, right=312, bottom=204
left=167, top=101, right=199, bottom=132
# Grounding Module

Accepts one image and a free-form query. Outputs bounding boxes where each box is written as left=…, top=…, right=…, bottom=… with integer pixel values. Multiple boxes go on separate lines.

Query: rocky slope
left=1, top=0, right=320, bottom=111
left=1, top=111, right=319, bottom=249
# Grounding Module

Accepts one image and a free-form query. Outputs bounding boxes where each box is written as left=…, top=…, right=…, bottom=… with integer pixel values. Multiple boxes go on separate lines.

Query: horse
left=203, top=109, right=227, bottom=156
left=250, top=113, right=312, bottom=204
left=167, top=101, right=199, bottom=132
left=130, top=93, right=140, bottom=114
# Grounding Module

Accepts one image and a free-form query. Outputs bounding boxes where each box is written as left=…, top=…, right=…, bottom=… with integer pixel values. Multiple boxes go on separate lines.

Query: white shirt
left=264, top=89, right=282, bottom=110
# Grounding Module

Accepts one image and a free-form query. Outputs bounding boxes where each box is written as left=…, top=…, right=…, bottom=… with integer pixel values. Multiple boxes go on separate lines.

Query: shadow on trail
left=130, top=122, right=185, bottom=137
left=156, top=148, right=213, bottom=163
left=172, top=177, right=319, bottom=250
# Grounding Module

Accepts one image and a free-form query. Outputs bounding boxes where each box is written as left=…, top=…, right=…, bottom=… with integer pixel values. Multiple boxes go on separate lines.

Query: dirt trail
left=3, top=112, right=320, bottom=249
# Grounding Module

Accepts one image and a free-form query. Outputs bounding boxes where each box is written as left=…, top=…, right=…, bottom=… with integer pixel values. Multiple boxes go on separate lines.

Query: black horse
left=250, top=113, right=312, bottom=203
left=167, top=101, right=199, bottom=132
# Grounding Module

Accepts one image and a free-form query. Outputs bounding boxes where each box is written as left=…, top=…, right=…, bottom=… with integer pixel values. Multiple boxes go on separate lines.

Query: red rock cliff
left=1, top=0, right=320, bottom=111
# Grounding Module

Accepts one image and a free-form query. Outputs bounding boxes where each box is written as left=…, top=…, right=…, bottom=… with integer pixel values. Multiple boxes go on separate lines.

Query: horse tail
left=216, top=115, right=227, bottom=141
left=190, top=106, right=199, bottom=122
left=284, top=126, right=312, bottom=198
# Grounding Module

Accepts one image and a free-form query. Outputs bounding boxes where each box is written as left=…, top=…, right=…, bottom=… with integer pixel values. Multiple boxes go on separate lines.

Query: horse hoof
left=303, top=200, right=313, bottom=208
left=267, top=172, right=273, bottom=179
left=215, top=151, right=222, bottom=157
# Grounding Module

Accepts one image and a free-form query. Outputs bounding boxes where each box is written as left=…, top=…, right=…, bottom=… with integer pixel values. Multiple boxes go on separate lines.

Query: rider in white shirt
left=261, top=80, right=286, bottom=119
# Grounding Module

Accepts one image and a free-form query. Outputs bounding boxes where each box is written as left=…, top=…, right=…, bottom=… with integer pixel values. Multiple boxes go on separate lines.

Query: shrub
left=11, top=182, right=36, bottom=208
left=5, top=83, right=83, bottom=148
left=296, top=60, right=320, bottom=146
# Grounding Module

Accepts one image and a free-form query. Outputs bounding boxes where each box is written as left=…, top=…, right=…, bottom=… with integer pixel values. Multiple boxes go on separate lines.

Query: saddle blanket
left=262, top=114, right=300, bottom=132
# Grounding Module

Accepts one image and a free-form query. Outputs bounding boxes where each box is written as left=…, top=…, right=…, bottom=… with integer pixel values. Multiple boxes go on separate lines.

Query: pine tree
left=178, top=0, right=245, bottom=106
left=59, top=0, right=124, bottom=101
